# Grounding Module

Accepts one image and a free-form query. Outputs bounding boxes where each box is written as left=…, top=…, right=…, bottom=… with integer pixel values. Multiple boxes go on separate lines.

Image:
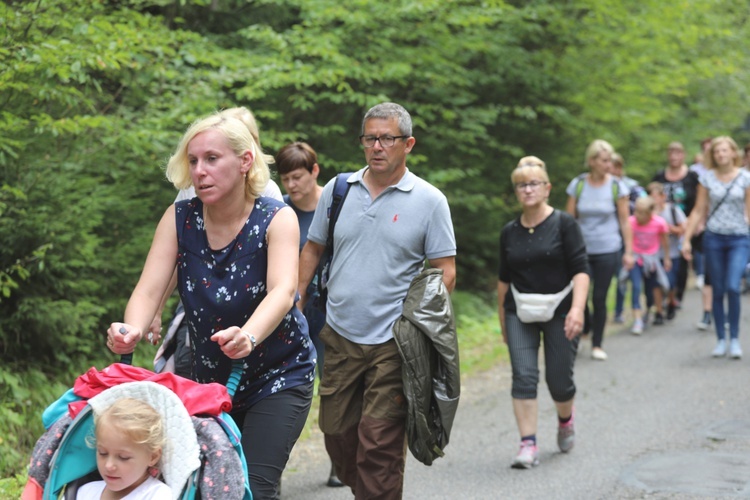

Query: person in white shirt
left=77, top=398, right=171, bottom=499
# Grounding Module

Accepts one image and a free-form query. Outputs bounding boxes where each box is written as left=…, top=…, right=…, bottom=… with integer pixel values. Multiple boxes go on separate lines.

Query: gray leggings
left=505, top=313, right=578, bottom=401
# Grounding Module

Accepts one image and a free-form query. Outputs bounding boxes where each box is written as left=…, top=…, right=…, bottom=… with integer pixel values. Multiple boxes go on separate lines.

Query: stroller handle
left=118, top=354, right=243, bottom=398
left=117, top=326, right=134, bottom=366
left=224, top=360, right=243, bottom=398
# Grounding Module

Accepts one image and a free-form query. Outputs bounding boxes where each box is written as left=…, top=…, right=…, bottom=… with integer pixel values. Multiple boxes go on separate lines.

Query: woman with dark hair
left=277, top=141, right=343, bottom=488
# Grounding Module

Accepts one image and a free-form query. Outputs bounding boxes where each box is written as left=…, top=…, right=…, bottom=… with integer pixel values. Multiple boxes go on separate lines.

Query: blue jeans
left=693, top=249, right=705, bottom=276
left=645, top=258, right=680, bottom=308
left=702, top=231, right=750, bottom=340
left=664, top=257, right=680, bottom=290
left=629, top=262, right=659, bottom=311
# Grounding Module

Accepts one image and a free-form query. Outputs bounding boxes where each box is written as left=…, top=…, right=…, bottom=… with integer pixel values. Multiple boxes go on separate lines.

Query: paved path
left=281, top=289, right=750, bottom=499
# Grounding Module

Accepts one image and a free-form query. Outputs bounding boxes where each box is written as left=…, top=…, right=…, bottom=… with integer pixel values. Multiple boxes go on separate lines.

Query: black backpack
left=309, top=172, right=353, bottom=313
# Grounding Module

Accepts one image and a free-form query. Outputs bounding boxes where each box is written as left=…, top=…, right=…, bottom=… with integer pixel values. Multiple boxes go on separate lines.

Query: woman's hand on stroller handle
left=106, top=322, right=142, bottom=355
left=211, top=326, right=254, bottom=359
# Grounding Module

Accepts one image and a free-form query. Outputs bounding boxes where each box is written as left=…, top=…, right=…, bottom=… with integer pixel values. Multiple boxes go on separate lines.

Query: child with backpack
left=611, top=152, right=647, bottom=324
left=647, top=182, right=686, bottom=321
left=621, top=196, right=672, bottom=334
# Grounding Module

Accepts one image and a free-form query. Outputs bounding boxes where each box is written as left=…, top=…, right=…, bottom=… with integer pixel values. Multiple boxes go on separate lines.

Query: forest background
left=1, top=0, right=749, bottom=480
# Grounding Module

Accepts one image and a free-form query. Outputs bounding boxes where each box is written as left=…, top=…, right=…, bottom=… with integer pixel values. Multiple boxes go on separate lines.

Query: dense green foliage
left=1, top=0, right=749, bottom=478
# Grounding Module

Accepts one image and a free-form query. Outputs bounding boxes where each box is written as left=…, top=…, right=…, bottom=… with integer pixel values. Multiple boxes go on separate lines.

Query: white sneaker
left=591, top=347, right=608, bottom=361
left=631, top=317, right=644, bottom=335
left=511, top=440, right=539, bottom=469
left=712, top=339, right=727, bottom=357
left=729, top=339, right=743, bottom=359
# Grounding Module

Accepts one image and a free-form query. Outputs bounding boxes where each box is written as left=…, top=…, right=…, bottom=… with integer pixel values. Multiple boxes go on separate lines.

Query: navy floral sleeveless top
left=175, top=197, right=315, bottom=411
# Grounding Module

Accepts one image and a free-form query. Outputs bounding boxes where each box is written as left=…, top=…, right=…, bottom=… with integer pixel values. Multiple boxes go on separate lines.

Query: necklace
left=521, top=217, right=541, bottom=234
left=521, top=206, right=552, bottom=234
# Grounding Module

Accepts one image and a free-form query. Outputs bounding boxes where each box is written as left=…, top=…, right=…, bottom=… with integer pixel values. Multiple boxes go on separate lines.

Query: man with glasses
left=297, top=102, right=456, bottom=498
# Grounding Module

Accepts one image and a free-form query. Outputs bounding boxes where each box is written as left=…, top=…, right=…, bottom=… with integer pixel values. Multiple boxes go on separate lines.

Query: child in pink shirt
left=626, top=196, right=671, bottom=334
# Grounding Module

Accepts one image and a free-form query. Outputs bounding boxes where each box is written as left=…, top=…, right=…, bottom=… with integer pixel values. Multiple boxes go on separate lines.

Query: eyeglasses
left=359, top=134, right=409, bottom=148
left=514, top=181, right=548, bottom=191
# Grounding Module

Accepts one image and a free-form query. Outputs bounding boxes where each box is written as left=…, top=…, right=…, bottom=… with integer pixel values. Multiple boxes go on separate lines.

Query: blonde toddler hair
left=94, top=398, right=166, bottom=457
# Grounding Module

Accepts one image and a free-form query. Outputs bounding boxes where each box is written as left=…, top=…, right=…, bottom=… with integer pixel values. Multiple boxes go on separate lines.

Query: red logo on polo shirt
left=392, top=214, right=399, bottom=222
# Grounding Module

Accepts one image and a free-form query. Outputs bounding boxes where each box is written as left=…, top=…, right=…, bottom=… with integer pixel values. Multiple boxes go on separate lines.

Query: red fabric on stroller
left=70, top=363, right=233, bottom=418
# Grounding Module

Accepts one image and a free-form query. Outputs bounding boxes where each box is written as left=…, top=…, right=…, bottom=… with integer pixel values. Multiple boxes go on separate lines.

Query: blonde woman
left=682, top=136, right=750, bottom=359
left=152, top=106, right=284, bottom=375
left=566, top=140, right=634, bottom=360
left=498, top=157, right=589, bottom=468
left=107, top=112, right=315, bottom=498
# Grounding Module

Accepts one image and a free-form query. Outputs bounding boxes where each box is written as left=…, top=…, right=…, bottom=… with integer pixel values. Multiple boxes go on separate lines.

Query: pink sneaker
left=511, top=439, right=539, bottom=469
left=557, top=410, right=575, bottom=453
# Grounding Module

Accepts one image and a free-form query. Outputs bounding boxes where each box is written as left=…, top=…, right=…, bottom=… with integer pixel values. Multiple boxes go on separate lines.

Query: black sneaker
left=327, top=463, right=344, bottom=487
left=653, top=313, right=665, bottom=326
left=666, top=303, right=676, bottom=320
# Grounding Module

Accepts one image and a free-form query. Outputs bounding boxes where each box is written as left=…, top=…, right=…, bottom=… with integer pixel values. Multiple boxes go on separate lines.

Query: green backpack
left=573, top=173, right=622, bottom=218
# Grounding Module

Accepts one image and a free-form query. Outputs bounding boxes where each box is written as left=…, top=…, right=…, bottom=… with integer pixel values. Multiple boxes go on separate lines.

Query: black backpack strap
left=313, top=172, right=354, bottom=301
left=326, top=172, right=354, bottom=250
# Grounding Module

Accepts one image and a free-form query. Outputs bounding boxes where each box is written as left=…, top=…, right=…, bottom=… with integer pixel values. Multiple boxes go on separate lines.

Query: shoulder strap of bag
left=706, top=172, right=740, bottom=223
left=574, top=174, right=619, bottom=218
left=573, top=173, right=586, bottom=218
left=314, top=172, right=354, bottom=297
left=325, top=172, right=354, bottom=250
left=574, top=173, right=586, bottom=200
